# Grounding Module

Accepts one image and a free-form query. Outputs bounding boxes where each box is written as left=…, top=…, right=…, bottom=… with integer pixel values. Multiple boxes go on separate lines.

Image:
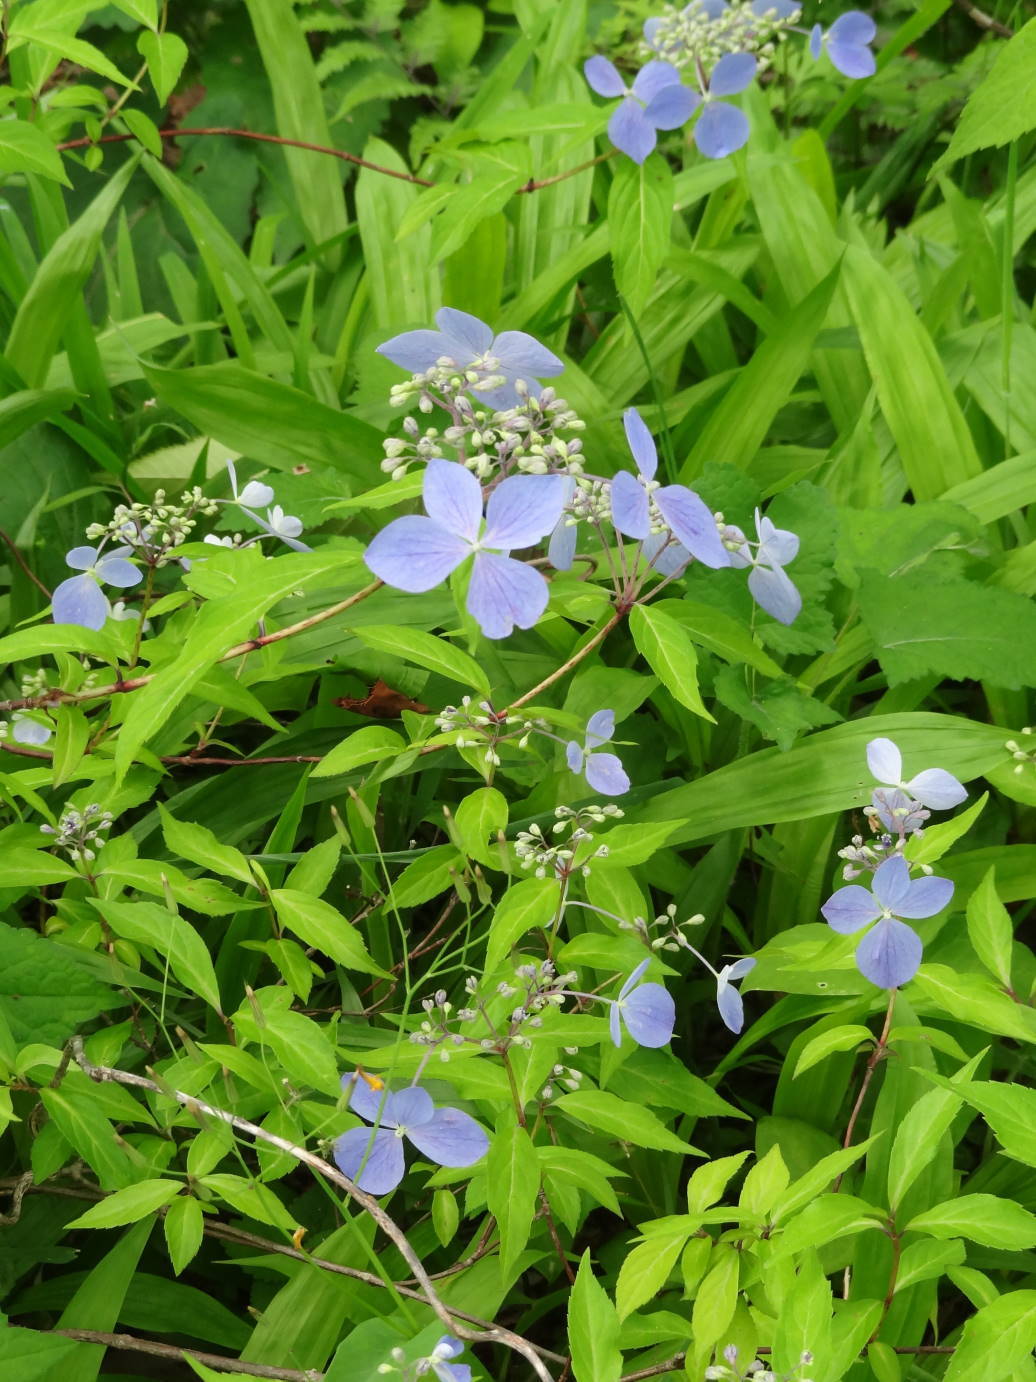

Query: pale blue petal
left=52, top=573, right=109, bottom=629
left=585, top=751, right=630, bottom=796
left=386, top=1086, right=435, bottom=1127
left=724, top=524, right=752, bottom=569
left=725, top=957, right=756, bottom=982
left=748, top=563, right=801, bottom=624
left=483, top=473, right=567, bottom=550
left=644, top=83, right=698, bottom=130
left=867, top=737, right=902, bottom=785
left=65, top=545, right=99, bottom=572
left=586, top=709, right=615, bottom=748
left=584, top=55, right=626, bottom=98
left=377, top=328, right=451, bottom=372
left=643, top=532, right=690, bottom=576
left=655, top=485, right=729, bottom=567
left=904, top=768, right=967, bottom=811
left=435, top=308, right=493, bottom=357
left=751, top=0, right=799, bottom=17
left=406, top=1105, right=489, bottom=1167
left=11, top=716, right=51, bottom=746
left=333, top=1126, right=405, bottom=1194
left=237, top=479, right=276, bottom=508
left=609, top=100, right=656, bottom=163
left=694, top=101, right=750, bottom=159
left=492, top=331, right=564, bottom=382
left=566, top=740, right=584, bottom=773
left=93, top=554, right=141, bottom=588
left=828, top=42, right=876, bottom=78
left=424, top=460, right=483, bottom=542
left=855, top=918, right=922, bottom=989
left=829, top=11, right=877, bottom=45
left=609, top=1001, right=622, bottom=1048
left=620, top=958, right=651, bottom=999
left=895, top=874, right=953, bottom=920
left=716, top=982, right=745, bottom=1034
left=623, top=983, right=676, bottom=1047
left=871, top=855, right=911, bottom=912
left=808, top=22, right=823, bottom=58
left=632, top=60, right=683, bottom=103
left=709, top=52, right=757, bottom=96
left=821, top=885, right=882, bottom=934
left=436, top=1362, right=470, bottom=1382
left=548, top=520, right=577, bottom=571
left=622, top=407, right=658, bottom=480
left=643, top=17, right=664, bottom=47
left=611, top=470, right=651, bottom=539
left=364, top=516, right=469, bottom=592
left=755, top=514, right=799, bottom=567
left=466, top=552, right=549, bottom=638
left=345, top=1073, right=396, bottom=1127
left=470, top=380, right=527, bottom=408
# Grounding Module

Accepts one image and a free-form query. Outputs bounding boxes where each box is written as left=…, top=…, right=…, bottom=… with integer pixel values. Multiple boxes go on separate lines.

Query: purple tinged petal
left=333, top=1126, right=405, bottom=1194
left=895, top=874, right=954, bottom=920
left=385, top=1086, right=435, bottom=1127
left=237, top=479, right=276, bottom=508
left=903, top=768, right=967, bottom=811
left=644, top=83, right=698, bottom=130
left=693, top=101, right=751, bottom=159
left=609, top=100, right=657, bottom=163
left=829, top=11, right=877, bottom=45
left=609, top=1001, right=622, bottom=1048
left=466, top=553, right=549, bottom=639
left=821, top=885, right=882, bottom=934
left=855, top=918, right=922, bottom=989
left=867, top=737, right=902, bottom=785
left=623, top=983, right=676, bottom=1047
left=406, top=1105, right=489, bottom=1167
left=809, top=22, right=823, bottom=58
left=623, top=407, right=659, bottom=480
left=435, top=308, right=493, bottom=357
left=492, top=331, right=564, bottom=381
left=655, top=486, right=730, bottom=567
left=376, top=328, right=451, bottom=373
left=620, top=959, right=651, bottom=1000
left=483, top=473, right=567, bottom=550
left=755, top=514, right=799, bottom=567
left=643, top=17, right=664, bottom=47
left=93, top=555, right=141, bottom=588
left=585, top=751, right=630, bottom=796
left=584, top=55, right=627, bottom=98
left=434, top=1362, right=470, bottom=1382
left=643, top=532, right=690, bottom=576
left=586, top=709, right=615, bottom=748
left=724, top=957, right=756, bottom=982
left=751, top=0, right=799, bottom=16
left=872, top=855, right=911, bottom=912
left=52, top=573, right=109, bottom=629
left=548, top=519, right=577, bottom=571
left=709, top=52, right=757, bottom=96
left=632, top=59, right=683, bottom=104
left=748, top=563, right=802, bottom=624
left=364, top=516, right=469, bottom=593
left=65, top=545, right=99, bottom=572
left=345, top=1073, right=397, bottom=1126
left=611, top=470, right=651, bottom=540
left=716, top=982, right=746, bottom=1034
left=424, top=460, right=483, bottom=542
left=724, top=524, right=752, bottom=569
left=566, top=740, right=584, bottom=773
left=828, top=42, right=877, bottom=78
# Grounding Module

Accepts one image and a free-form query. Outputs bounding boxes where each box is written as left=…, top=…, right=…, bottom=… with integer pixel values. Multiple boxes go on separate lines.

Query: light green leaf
left=355, top=624, right=490, bottom=694
left=609, top=154, right=673, bottom=316
left=794, top=1024, right=874, bottom=1078
left=690, top=1246, right=740, bottom=1360
left=453, top=787, right=508, bottom=867
left=944, top=1290, right=1036, bottom=1382
left=160, top=806, right=254, bottom=885
left=570, top=1250, right=623, bottom=1382
left=311, top=724, right=407, bottom=779
left=93, top=898, right=223, bottom=1013
left=485, top=876, right=562, bottom=974
left=932, top=20, right=1036, bottom=171
left=66, top=1179, right=182, bottom=1229
left=965, top=866, right=1014, bottom=989
left=951, top=1082, right=1036, bottom=1168
left=164, top=1195, right=205, bottom=1275
left=0, top=849, right=78, bottom=887
left=0, top=118, right=70, bottom=185
left=554, top=1090, right=698, bottom=1154
left=629, top=603, right=715, bottom=721
left=616, top=1231, right=687, bottom=1321
left=905, top=792, right=987, bottom=867
left=389, top=845, right=463, bottom=908
left=739, top=1145, right=789, bottom=1217
left=200, top=1174, right=298, bottom=1233
left=486, top=1122, right=540, bottom=1273
left=771, top=1194, right=885, bottom=1261
left=9, top=25, right=137, bottom=87
left=270, top=889, right=390, bottom=978
left=906, top=1194, right=1036, bottom=1250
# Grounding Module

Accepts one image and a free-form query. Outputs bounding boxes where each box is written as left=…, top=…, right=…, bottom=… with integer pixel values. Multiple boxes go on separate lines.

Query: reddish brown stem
left=834, top=991, right=897, bottom=1191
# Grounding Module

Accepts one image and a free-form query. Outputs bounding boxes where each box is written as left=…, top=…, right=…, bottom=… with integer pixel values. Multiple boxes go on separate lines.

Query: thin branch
left=509, top=607, right=627, bottom=711
left=69, top=1040, right=555, bottom=1382
left=0, top=529, right=51, bottom=599
left=951, top=0, right=1013, bottom=35
left=54, top=126, right=607, bottom=195
left=835, top=990, right=896, bottom=1192
left=47, top=1330, right=322, bottom=1381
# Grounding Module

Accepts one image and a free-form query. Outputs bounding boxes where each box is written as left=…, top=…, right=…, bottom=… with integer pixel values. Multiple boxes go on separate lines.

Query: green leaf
left=772, top=1138, right=877, bottom=1222
left=160, top=806, right=254, bottom=885
left=52, top=1217, right=154, bottom=1382
left=485, top=876, right=562, bottom=974
left=453, top=787, right=508, bottom=867
left=200, top=1174, right=298, bottom=1233
left=947, top=1082, right=1036, bottom=1169
left=739, top=1145, right=790, bottom=1217
left=554, top=1090, right=698, bottom=1154
left=136, top=30, right=188, bottom=105
left=0, top=119, right=70, bottom=185
left=0, top=386, right=77, bottom=447
left=914, top=965, right=1036, bottom=1043
left=771, top=1194, right=884, bottom=1261
left=932, top=20, right=1036, bottom=171
left=771, top=1249, right=832, bottom=1377
left=66, top=1179, right=182, bottom=1230
left=570, top=1250, right=623, bottom=1382
left=312, top=724, right=408, bottom=779
left=486, top=1122, right=540, bottom=1273
left=92, top=899, right=223, bottom=1014
left=690, top=1245, right=740, bottom=1361
left=654, top=599, right=783, bottom=677
left=794, top=1024, right=874, bottom=1078
left=944, top=1290, right=1036, bottom=1382
left=164, top=1195, right=205, bottom=1275
left=905, top=792, right=987, bottom=868
left=629, top=603, right=715, bottom=722
left=965, top=867, right=1014, bottom=988
left=40, top=1084, right=135, bottom=1191
left=906, top=1194, right=1036, bottom=1249
left=714, top=668, right=842, bottom=752
left=112, top=0, right=158, bottom=25
left=616, top=1231, right=687, bottom=1321
left=8, top=24, right=137, bottom=87
left=609, top=154, right=672, bottom=316
left=686, top=1153, right=751, bottom=1212
left=431, top=144, right=531, bottom=261
left=0, top=849, right=78, bottom=887
left=354, top=624, right=490, bottom=694
left=389, top=844, right=462, bottom=908
left=356, top=138, right=439, bottom=328
left=0, top=922, right=120, bottom=1046
left=270, top=889, right=390, bottom=977
left=0, top=1326, right=80, bottom=1379
left=120, top=108, right=163, bottom=160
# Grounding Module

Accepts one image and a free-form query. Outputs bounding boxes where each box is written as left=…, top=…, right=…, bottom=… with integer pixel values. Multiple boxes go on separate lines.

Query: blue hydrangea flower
left=809, top=11, right=876, bottom=78
left=584, top=56, right=697, bottom=164
left=365, top=460, right=566, bottom=639
left=821, top=854, right=953, bottom=989
left=377, top=308, right=564, bottom=410
left=609, top=959, right=676, bottom=1047
left=418, top=1337, right=471, bottom=1382
left=866, top=738, right=967, bottom=812
left=10, top=714, right=52, bottom=747
left=566, top=709, right=630, bottom=796
left=715, top=957, right=756, bottom=1034
left=725, top=509, right=801, bottom=624
left=692, top=53, right=756, bottom=159
left=611, top=408, right=730, bottom=569
left=333, top=1074, right=488, bottom=1196
left=52, top=545, right=142, bottom=630
left=226, top=459, right=275, bottom=510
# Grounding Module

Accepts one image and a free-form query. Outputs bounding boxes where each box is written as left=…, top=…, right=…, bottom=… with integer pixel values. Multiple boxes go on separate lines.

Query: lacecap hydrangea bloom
left=609, top=959, right=677, bottom=1047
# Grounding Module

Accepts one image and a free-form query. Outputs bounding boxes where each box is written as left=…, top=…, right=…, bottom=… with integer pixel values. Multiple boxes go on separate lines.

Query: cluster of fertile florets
left=1004, top=728, right=1036, bottom=775
left=435, top=697, right=538, bottom=767
left=514, top=803, right=624, bottom=880
left=40, top=803, right=114, bottom=862
left=641, top=0, right=800, bottom=71
left=86, top=487, right=219, bottom=567
left=620, top=901, right=708, bottom=952
left=409, top=961, right=578, bottom=1054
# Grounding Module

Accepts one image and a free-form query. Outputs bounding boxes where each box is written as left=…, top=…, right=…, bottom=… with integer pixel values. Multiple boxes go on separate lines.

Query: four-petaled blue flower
left=725, top=508, right=802, bottom=624
left=364, top=460, right=566, bottom=640
left=566, top=708, right=630, bottom=796
left=418, top=1337, right=471, bottom=1382
left=691, top=53, right=757, bottom=159
left=333, top=1074, right=489, bottom=1195
left=821, top=854, right=953, bottom=989
left=612, top=408, right=730, bottom=569
left=609, top=959, right=676, bottom=1047
left=52, top=545, right=142, bottom=630
left=866, top=738, right=967, bottom=812
left=809, top=11, right=877, bottom=78
left=584, top=57, right=697, bottom=164
left=377, top=308, right=564, bottom=410
left=715, top=957, right=756, bottom=1034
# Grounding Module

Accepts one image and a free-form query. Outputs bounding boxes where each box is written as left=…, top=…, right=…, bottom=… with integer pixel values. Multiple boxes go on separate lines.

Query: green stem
left=1001, top=140, right=1018, bottom=461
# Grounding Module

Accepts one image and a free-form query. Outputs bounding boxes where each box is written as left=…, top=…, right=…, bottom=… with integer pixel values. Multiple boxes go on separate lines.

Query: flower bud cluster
left=86, top=488, right=219, bottom=566
left=40, top=802, right=114, bottom=862
left=621, top=902, right=707, bottom=952
left=541, top=1061, right=584, bottom=1101
left=1005, top=729, right=1035, bottom=775
left=706, top=1347, right=814, bottom=1382
left=435, top=696, right=539, bottom=768
left=641, top=0, right=800, bottom=73
left=515, top=804, right=623, bottom=880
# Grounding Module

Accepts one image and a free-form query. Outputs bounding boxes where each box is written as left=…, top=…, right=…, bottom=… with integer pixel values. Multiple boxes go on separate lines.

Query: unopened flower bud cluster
left=86, top=488, right=219, bottom=566
left=641, top=0, right=800, bottom=72
left=515, top=803, right=622, bottom=880
left=621, top=902, right=707, bottom=952
left=1005, top=729, right=1035, bottom=774
left=40, top=802, right=114, bottom=861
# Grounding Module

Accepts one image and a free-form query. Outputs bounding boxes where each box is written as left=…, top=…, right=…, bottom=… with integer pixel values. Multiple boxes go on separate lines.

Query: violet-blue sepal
left=715, top=957, right=755, bottom=1034
left=821, top=854, right=952, bottom=988
left=566, top=709, right=630, bottom=796
left=52, top=545, right=142, bottom=630
left=608, top=959, right=676, bottom=1048
left=585, top=57, right=698, bottom=164
left=809, top=11, right=876, bottom=78
left=866, top=738, right=967, bottom=812
left=726, top=509, right=801, bottom=624
left=693, top=53, right=756, bottom=159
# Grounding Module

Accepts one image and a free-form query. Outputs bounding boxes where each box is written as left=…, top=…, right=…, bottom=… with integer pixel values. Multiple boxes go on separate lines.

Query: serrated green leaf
left=311, top=724, right=407, bottom=778
left=160, top=805, right=253, bottom=884
left=906, top=1194, right=1036, bottom=1249
left=0, top=118, right=70, bottom=185
left=965, top=867, right=1014, bottom=989
left=485, top=876, right=561, bottom=974
left=93, top=898, right=223, bottom=1013
left=66, top=1179, right=182, bottom=1230
left=630, top=603, right=715, bottom=721
left=354, top=623, right=490, bottom=694
left=164, top=1195, right=205, bottom=1275
left=933, top=20, right=1036, bottom=171
left=555, top=1090, right=698, bottom=1154
left=570, top=1250, right=623, bottom=1382
left=794, top=1024, right=874, bottom=1078
left=270, top=889, right=389, bottom=977
left=486, top=1122, right=540, bottom=1273
left=609, top=155, right=672, bottom=316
